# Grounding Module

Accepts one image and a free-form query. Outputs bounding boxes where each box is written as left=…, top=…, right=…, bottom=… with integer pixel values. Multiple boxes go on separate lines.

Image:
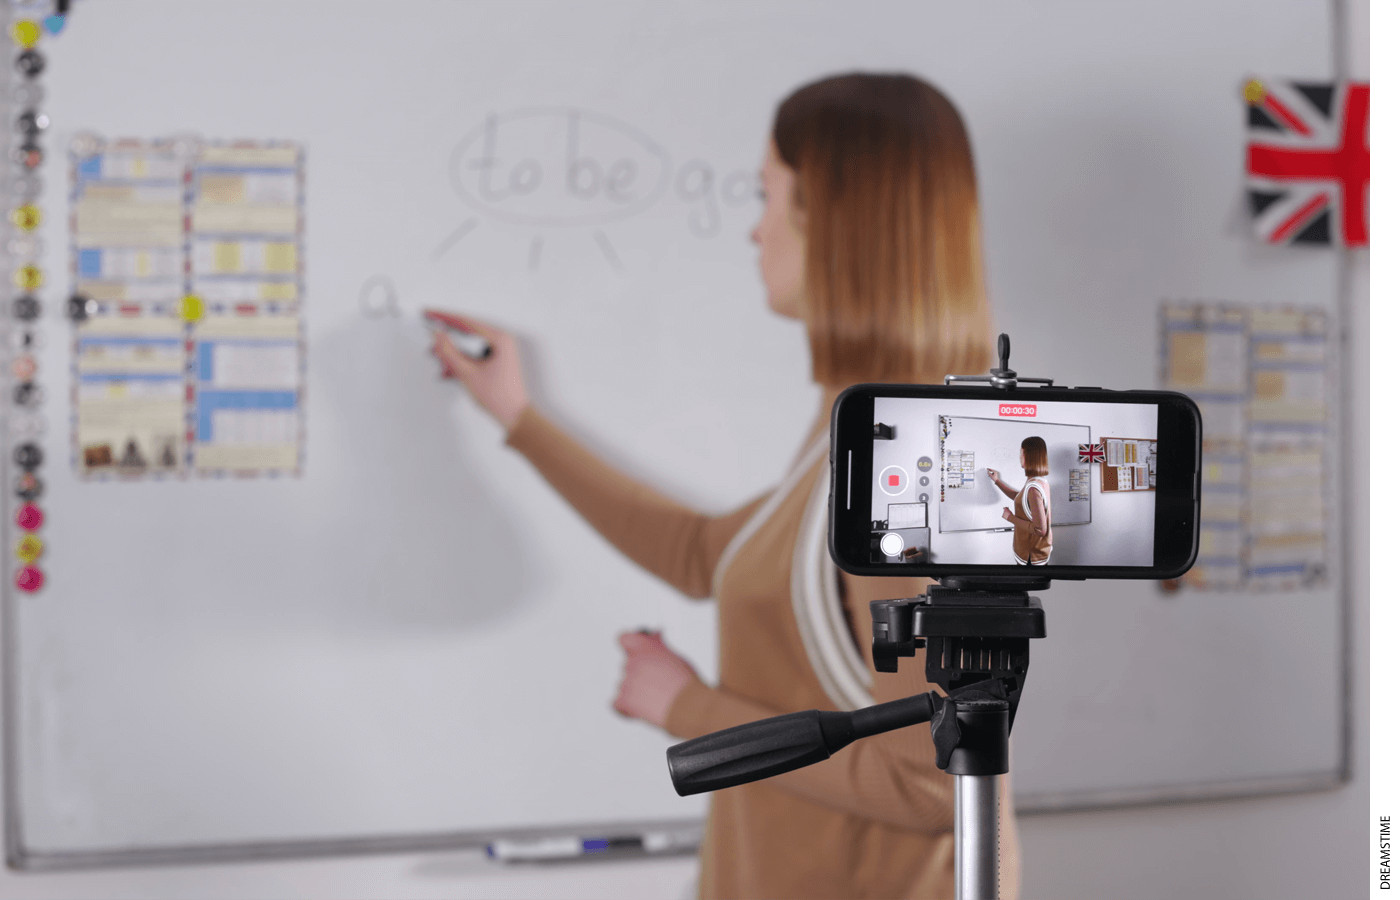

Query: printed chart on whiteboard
left=69, top=137, right=306, bottom=478
left=1161, top=301, right=1330, bottom=590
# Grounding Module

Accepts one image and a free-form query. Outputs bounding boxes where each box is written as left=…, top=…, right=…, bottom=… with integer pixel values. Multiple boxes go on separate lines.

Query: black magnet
left=16, top=111, right=48, bottom=135
left=12, top=382, right=40, bottom=407
left=12, top=296, right=41, bottom=321
left=68, top=294, right=95, bottom=321
left=13, top=443, right=43, bottom=471
left=15, top=50, right=44, bottom=78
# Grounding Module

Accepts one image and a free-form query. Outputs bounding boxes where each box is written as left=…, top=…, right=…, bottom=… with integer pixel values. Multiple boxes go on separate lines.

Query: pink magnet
left=14, top=565, right=43, bottom=592
left=10, top=354, right=36, bottom=380
left=15, top=503, right=43, bottom=530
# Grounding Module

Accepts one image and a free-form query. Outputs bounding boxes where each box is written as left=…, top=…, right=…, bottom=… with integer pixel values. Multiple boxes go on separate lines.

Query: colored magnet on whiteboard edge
left=15, top=534, right=42, bottom=564
left=180, top=294, right=205, bottom=323
left=11, top=204, right=40, bottom=231
left=15, top=503, right=43, bottom=531
left=44, top=16, right=65, bottom=35
left=13, top=143, right=43, bottom=170
left=13, top=265, right=42, bottom=290
left=14, top=565, right=43, bottom=593
left=11, top=354, right=36, bottom=381
left=10, top=20, right=40, bottom=48
left=14, top=472, right=42, bottom=501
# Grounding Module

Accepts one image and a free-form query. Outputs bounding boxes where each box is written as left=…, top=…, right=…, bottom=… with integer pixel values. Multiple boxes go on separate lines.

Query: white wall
left=0, top=0, right=1369, bottom=896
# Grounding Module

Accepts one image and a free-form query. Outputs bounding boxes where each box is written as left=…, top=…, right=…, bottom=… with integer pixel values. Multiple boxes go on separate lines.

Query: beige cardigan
left=507, top=406, right=1021, bottom=900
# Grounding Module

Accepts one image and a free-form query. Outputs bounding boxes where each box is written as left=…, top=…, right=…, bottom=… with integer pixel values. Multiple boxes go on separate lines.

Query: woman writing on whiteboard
left=429, top=73, right=1019, bottom=900
left=986, top=436, right=1054, bottom=565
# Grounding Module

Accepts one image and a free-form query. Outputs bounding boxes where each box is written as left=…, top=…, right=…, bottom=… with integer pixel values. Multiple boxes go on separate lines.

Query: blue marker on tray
left=486, top=832, right=692, bottom=861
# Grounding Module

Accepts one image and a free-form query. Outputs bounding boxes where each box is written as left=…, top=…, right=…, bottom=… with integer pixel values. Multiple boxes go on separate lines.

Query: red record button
left=14, top=565, right=43, bottom=592
left=15, top=503, right=42, bottom=530
left=879, top=466, right=909, bottom=496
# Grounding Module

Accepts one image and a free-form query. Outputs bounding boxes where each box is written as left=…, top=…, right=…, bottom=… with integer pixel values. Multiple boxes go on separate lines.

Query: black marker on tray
left=424, top=314, right=492, bottom=360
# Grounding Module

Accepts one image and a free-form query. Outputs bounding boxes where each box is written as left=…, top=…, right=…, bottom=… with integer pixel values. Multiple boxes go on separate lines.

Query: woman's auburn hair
left=1021, top=436, right=1049, bottom=478
left=774, top=72, right=994, bottom=386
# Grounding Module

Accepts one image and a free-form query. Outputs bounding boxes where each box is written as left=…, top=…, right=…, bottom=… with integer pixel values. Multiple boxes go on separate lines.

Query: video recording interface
left=868, top=396, right=1159, bottom=567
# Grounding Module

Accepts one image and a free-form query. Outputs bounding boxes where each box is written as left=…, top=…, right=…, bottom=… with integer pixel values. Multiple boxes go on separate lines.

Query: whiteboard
left=1, top=0, right=1348, bottom=868
left=938, top=416, right=1092, bottom=533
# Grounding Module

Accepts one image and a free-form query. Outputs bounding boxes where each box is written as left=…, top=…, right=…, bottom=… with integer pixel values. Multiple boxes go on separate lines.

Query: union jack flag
left=1244, top=78, right=1369, bottom=247
left=1078, top=443, right=1104, bottom=464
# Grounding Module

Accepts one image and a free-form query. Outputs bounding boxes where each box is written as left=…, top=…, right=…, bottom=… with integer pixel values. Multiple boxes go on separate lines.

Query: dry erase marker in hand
left=425, top=316, right=492, bottom=360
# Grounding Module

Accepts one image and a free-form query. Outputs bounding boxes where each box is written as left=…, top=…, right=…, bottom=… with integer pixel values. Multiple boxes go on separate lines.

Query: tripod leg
left=955, top=774, right=999, bottom=900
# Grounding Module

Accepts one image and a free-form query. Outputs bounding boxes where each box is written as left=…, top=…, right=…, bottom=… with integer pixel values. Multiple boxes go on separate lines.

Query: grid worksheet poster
left=70, top=139, right=306, bottom=478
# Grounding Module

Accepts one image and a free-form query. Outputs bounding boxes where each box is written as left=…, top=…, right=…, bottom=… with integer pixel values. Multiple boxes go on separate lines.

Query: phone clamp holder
left=944, top=333, right=1053, bottom=391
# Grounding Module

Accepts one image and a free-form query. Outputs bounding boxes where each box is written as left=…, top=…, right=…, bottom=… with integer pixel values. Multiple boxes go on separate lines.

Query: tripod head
left=944, top=333, right=1053, bottom=391
left=872, top=582, right=1045, bottom=728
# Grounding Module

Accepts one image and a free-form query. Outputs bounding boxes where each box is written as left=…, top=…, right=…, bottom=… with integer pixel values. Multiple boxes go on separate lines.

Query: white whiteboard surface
left=2, top=0, right=1348, bottom=867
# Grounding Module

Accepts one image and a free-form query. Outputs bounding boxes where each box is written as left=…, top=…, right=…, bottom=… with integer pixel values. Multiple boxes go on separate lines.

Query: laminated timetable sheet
left=70, top=139, right=305, bottom=478
left=943, top=449, right=976, bottom=491
left=1161, top=302, right=1329, bottom=590
left=1068, top=467, right=1091, bottom=502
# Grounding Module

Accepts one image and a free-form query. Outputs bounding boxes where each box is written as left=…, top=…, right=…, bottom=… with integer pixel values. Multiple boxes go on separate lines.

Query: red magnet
left=14, top=565, right=43, bottom=592
left=15, top=503, right=43, bottom=530
left=10, top=354, right=36, bottom=380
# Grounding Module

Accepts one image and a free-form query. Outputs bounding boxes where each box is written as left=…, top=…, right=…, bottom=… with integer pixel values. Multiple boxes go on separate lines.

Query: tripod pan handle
left=667, top=694, right=936, bottom=796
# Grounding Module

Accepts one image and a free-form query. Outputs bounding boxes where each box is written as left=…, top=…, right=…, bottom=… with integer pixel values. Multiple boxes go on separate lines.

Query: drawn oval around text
left=449, top=107, right=671, bottom=228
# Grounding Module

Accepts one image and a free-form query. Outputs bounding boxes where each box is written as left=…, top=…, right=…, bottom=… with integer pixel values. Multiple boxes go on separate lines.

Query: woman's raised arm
left=985, top=467, right=1017, bottom=500
left=429, top=310, right=767, bottom=599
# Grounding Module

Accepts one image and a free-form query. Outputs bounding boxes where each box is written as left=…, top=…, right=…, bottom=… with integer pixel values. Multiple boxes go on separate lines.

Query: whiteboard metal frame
left=4, top=816, right=705, bottom=871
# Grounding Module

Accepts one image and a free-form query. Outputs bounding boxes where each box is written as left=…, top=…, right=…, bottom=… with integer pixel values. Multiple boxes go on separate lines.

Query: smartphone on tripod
left=828, top=383, right=1201, bottom=580
left=672, top=370, right=1204, bottom=900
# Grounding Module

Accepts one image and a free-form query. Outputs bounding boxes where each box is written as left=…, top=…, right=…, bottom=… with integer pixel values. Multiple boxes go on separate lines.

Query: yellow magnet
left=10, top=20, right=40, bottom=49
left=180, top=294, right=205, bottom=322
left=13, top=265, right=42, bottom=290
left=15, top=534, right=43, bottom=564
left=1243, top=79, right=1267, bottom=105
left=11, top=205, right=40, bottom=231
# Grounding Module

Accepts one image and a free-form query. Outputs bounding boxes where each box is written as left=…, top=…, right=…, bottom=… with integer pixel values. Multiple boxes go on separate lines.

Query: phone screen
left=830, top=386, right=1200, bottom=579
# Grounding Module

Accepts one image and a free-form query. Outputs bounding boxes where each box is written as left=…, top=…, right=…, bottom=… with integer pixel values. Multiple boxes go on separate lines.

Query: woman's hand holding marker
left=426, top=310, right=530, bottom=431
